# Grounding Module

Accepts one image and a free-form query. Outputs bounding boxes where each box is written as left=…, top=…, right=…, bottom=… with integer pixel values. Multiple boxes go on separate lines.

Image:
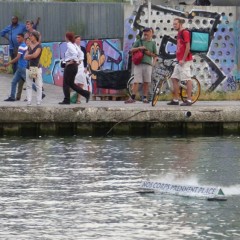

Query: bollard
left=184, top=111, right=192, bottom=118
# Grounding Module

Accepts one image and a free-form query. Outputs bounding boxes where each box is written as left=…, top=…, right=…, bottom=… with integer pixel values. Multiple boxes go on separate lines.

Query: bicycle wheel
left=180, top=77, right=201, bottom=104
left=151, top=79, right=168, bottom=106
left=126, top=75, right=134, bottom=96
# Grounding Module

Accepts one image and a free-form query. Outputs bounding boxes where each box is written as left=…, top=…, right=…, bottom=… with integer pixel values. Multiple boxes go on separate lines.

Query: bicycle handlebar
left=153, top=56, right=178, bottom=70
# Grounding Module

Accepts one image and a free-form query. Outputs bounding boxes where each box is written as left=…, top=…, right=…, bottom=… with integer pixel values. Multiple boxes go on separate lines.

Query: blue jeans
left=10, top=67, right=26, bottom=99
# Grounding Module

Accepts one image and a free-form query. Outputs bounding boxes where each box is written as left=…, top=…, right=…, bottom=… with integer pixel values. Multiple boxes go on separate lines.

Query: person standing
left=167, top=18, right=193, bottom=106
left=0, top=16, right=26, bottom=73
left=16, top=37, right=45, bottom=101
left=24, top=31, right=43, bottom=106
left=3, top=33, right=28, bottom=101
left=16, top=20, right=44, bottom=101
left=125, top=27, right=157, bottom=104
left=24, top=20, right=42, bottom=43
left=74, top=35, right=88, bottom=103
left=59, top=32, right=90, bottom=105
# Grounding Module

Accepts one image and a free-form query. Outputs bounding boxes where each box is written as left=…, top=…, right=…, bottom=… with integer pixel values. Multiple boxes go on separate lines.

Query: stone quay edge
left=1, top=73, right=240, bottom=136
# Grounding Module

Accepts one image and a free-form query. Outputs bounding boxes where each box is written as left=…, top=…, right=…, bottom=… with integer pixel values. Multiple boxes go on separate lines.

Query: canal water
left=0, top=136, right=239, bottom=240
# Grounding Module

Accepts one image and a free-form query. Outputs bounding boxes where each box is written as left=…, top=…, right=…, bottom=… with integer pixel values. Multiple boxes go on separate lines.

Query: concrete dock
left=0, top=73, right=240, bottom=137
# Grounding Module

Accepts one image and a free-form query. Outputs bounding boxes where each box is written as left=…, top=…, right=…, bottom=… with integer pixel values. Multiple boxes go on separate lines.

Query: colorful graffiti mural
left=0, top=39, right=123, bottom=94
left=0, top=45, right=10, bottom=73
left=123, top=3, right=239, bottom=92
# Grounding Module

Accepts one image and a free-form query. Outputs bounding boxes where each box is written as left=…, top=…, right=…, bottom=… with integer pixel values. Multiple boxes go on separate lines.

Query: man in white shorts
left=167, top=18, right=193, bottom=106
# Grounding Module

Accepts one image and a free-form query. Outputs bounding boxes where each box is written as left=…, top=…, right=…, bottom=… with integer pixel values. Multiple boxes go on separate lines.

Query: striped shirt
left=18, top=42, right=28, bottom=68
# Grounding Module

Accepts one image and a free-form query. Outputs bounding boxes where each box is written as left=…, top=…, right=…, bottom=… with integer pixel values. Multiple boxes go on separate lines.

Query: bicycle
left=126, top=59, right=201, bottom=105
left=151, top=59, right=201, bottom=106
left=126, top=74, right=158, bottom=101
left=126, top=59, right=174, bottom=99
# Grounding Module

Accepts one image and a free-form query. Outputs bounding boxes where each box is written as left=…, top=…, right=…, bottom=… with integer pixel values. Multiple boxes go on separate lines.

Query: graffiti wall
left=1, top=4, right=240, bottom=94
left=123, top=3, right=240, bottom=92
left=0, top=39, right=123, bottom=95
left=0, top=45, right=9, bottom=73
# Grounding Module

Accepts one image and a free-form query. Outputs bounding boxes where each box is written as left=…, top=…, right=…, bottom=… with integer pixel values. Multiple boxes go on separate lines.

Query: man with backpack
left=167, top=18, right=193, bottom=106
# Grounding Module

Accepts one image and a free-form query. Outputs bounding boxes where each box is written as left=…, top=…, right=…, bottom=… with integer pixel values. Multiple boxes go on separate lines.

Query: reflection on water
left=0, top=137, right=240, bottom=240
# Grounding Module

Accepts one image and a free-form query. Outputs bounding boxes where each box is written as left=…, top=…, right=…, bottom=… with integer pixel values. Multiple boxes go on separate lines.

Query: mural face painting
left=123, top=3, right=238, bottom=92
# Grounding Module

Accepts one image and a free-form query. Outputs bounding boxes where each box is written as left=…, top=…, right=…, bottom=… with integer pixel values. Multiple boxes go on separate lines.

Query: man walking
left=167, top=18, right=193, bottom=106
left=4, top=33, right=28, bottom=101
left=125, top=27, right=157, bottom=104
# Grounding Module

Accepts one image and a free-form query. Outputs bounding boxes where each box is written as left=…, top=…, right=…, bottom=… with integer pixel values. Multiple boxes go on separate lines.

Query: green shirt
left=133, top=39, right=157, bottom=65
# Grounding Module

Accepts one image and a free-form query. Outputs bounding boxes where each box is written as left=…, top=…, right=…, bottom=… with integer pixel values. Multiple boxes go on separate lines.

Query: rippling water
left=0, top=136, right=240, bottom=240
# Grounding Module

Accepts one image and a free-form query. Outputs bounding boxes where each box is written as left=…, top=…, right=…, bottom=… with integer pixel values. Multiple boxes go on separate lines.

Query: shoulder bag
left=132, top=40, right=144, bottom=65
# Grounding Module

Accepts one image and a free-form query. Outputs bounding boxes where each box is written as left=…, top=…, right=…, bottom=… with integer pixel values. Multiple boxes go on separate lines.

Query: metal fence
left=0, top=1, right=124, bottom=44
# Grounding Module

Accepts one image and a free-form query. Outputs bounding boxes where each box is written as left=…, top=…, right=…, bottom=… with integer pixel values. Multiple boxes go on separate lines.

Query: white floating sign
left=139, top=180, right=225, bottom=199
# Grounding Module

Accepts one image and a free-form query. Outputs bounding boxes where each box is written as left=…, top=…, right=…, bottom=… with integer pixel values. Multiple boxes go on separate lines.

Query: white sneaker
left=37, top=101, right=41, bottom=106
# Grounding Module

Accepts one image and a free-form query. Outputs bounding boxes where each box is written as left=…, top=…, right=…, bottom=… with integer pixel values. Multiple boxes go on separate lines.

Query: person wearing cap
left=3, top=33, right=28, bottom=102
left=125, top=27, right=157, bottom=104
left=24, top=31, right=43, bottom=106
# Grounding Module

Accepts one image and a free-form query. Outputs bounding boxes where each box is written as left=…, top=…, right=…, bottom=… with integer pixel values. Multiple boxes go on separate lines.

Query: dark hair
left=30, top=31, right=40, bottom=41
left=66, top=32, right=75, bottom=43
left=26, top=20, right=34, bottom=25
left=75, top=35, right=81, bottom=39
left=174, top=18, right=185, bottom=24
left=17, top=33, right=24, bottom=38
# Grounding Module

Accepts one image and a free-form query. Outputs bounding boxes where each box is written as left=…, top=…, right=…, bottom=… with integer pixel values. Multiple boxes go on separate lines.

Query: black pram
left=91, top=69, right=131, bottom=90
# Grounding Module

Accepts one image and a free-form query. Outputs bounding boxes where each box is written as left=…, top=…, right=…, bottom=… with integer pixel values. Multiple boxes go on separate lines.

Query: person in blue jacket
left=0, top=16, right=40, bottom=73
left=1, top=16, right=26, bottom=73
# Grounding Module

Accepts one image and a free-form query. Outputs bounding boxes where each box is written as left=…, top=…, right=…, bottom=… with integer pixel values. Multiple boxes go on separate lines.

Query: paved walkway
left=1, top=73, right=63, bottom=107
left=0, top=72, right=239, bottom=109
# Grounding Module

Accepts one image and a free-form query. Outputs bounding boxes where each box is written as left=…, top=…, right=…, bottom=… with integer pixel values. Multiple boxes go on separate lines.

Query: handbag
left=60, top=60, right=66, bottom=68
left=29, top=66, right=38, bottom=79
left=132, top=39, right=144, bottom=65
